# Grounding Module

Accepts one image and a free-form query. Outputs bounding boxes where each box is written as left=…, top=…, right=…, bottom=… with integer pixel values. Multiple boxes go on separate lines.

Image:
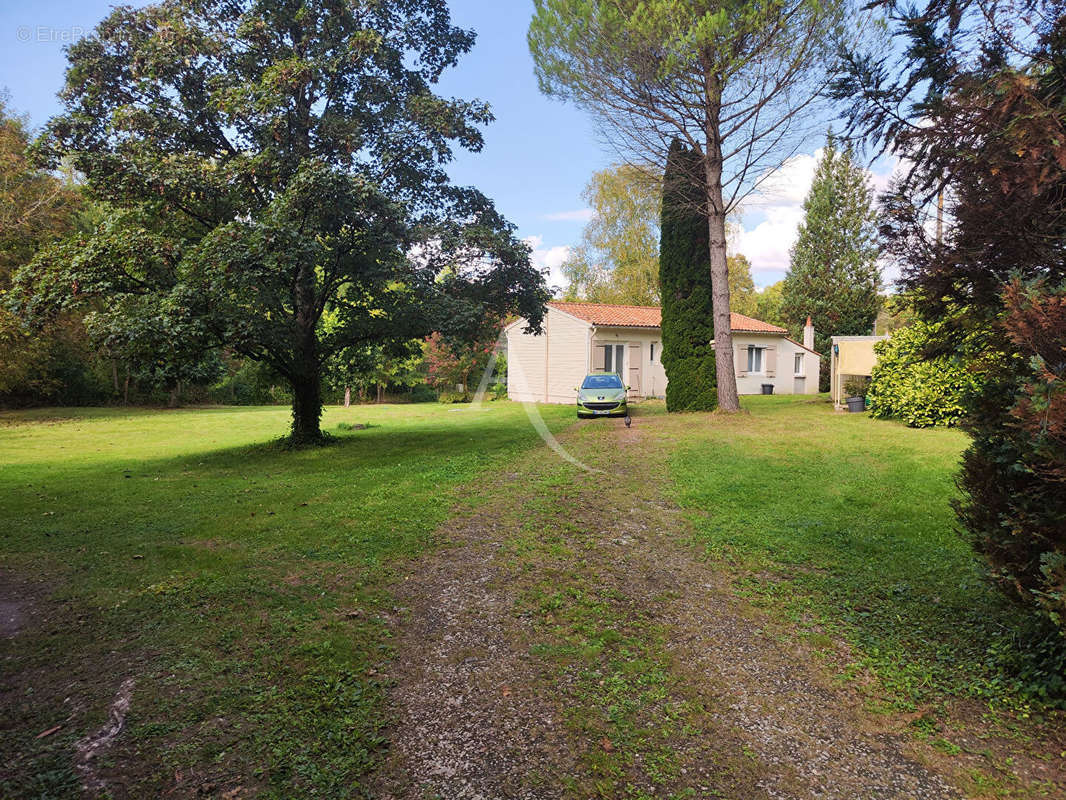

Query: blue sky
left=0, top=0, right=891, bottom=290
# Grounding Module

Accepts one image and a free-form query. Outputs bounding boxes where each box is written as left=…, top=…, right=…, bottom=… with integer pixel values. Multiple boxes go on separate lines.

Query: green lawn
left=1, top=397, right=1059, bottom=799
left=0, top=402, right=572, bottom=798
left=672, top=395, right=1062, bottom=712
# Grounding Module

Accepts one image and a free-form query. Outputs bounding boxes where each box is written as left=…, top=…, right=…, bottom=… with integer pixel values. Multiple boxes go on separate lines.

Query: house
left=505, top=301, right=822, bottom=403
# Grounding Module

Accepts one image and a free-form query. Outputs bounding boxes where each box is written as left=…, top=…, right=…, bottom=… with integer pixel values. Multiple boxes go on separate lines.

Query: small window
left=747, top=346, right=764, bottom=373
left=650, top=342, right=658, bottom=363
left=794, top=353, right=804, bottom=376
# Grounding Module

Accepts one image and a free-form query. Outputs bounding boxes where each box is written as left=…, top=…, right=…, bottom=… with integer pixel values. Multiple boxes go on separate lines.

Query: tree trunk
left=289, top=259, right=325, bottom=444
left=123, top=368, right=130, bottom=406
left=168, top=384, right=179, bottom=408
left=344, top=386, right=351, bottom=408
left=702, top=67, right=740, bottom=412
left=290, top=370, right=324, bottom=444
left=376, top=383, right=384, bottom=404
left=111, top=361, right=120, bottom=395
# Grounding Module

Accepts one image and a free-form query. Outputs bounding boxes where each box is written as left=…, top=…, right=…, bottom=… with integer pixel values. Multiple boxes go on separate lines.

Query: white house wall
left=544, top=308, right=592, bottom=403
left=731, top=333, right=820, bottom=395
left=505, top=318, right=548, bottom=403
left=506, top=306, right=591, bottom=404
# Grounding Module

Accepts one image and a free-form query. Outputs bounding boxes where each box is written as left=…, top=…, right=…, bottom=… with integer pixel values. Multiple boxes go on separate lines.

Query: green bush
left=843, top=376, right=870, bottom=398
left=866, top=320, right=980, bottom=427
left=437, top=390, right=470, bottom=404
left=211, top=359, right=291, bottom=405
left=408, top=383, right=438, bottom=403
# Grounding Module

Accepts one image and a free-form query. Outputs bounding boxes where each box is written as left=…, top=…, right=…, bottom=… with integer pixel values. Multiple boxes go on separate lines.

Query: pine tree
left=659, top=140, right=717, bottom=412
left=781, top=137, right=882, bottom=390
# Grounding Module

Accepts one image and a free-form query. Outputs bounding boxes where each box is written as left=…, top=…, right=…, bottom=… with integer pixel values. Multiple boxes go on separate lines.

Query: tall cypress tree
left=781, top=136, right=882, bottom=391
left=659, top=139, right=717, bottom=412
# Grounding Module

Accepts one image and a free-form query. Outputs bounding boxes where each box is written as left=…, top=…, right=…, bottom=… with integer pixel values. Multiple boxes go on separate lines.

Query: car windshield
left=582, top=375, right=624, bottom=390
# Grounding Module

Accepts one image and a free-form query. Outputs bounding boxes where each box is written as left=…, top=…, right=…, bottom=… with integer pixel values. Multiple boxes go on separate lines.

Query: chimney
left=803, top=316, right=815, bottom=351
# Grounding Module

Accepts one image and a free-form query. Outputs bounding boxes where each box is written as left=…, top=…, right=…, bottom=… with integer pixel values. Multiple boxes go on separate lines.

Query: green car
left=576, top=373, right=630, bottom=419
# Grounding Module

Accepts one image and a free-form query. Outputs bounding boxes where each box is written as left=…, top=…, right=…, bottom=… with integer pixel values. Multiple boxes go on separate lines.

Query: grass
left=670, top=395, right=1061, bottom=713
left=0, top=401, right=572, bottom=798
left=2, top=396, right=1061, bottom=798
left=505, top=468, right=696, bottom=799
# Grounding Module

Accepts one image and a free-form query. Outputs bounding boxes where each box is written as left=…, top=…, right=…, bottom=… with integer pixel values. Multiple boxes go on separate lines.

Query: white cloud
left=736, top=204, right=806, bottom=275
left=524, top=235, right=571, bottom=291
left=543, top=209, right=595, bottom=223
left=746, top=149, right=823, bottom=208
left=736, top=150, right=902, bottom=285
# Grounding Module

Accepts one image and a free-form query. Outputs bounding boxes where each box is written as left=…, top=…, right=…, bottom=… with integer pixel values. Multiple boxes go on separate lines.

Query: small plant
left=336, top=422, right=370, bottom=431
left=437, top=390, right=470, bottom=404
left=843, top=376, right=870, bottom=398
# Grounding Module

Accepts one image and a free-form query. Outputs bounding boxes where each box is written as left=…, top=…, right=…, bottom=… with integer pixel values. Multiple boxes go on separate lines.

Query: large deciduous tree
left=0, top=99, right=91, bottom=405
left=660, top=140, right=717, bottom=412
left=727, top=253, right=758, bottom=317
left=12, top=0, right=547, bottom=443
left=754, top=281, right=787, bottom=328
left=529, top=0, right=848, bottom=412
left=781, top=137, right=882, bottom=390
left=561, top=164, right=661, bottom=305
left=835, top=0, right=1066, bottom=638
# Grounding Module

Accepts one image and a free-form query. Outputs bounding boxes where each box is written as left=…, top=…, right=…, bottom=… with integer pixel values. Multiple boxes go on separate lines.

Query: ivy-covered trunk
left=290, top=370, right=324, bottom=445
left=290, top=265, right=324, bottom=444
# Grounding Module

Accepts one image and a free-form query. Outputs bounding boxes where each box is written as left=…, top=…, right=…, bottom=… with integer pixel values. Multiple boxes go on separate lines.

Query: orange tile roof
left=730, top=311, right=789, bottom=334
left=549, top=302, right=662, bottom=328
left=548, top=302, right=787, bottom=334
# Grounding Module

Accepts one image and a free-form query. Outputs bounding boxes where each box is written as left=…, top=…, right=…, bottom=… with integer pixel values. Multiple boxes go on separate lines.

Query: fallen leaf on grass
left=35, top=725, right=62, bottom=739
left=601, top=738, right=614, bottom=752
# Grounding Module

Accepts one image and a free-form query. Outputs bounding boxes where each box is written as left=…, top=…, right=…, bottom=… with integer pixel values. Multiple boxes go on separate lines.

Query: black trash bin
left=846, top=396, right=866, bottom=412
left=761, top=383, right=774, bottom=395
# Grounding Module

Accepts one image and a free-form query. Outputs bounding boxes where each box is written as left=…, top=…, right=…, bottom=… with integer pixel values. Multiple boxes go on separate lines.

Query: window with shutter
left=746, top=345, right=764, bottom=373
left=736, top=343, right=749, bottom=375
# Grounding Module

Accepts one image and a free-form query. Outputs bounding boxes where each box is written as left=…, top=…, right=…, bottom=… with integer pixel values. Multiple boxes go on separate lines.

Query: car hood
left=578, top=388, right=626, bottom=401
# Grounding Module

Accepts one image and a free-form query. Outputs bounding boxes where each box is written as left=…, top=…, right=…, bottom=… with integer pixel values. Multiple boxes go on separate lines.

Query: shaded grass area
left=0, top=402, right=572, bottom=798
left=670, top=395, right=1062, bottom=713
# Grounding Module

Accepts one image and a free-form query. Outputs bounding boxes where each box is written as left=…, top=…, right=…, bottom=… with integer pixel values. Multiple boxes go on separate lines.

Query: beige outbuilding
left=829, top=335, right=888, bottom=408
left=505, top=302, right=822, bottom=404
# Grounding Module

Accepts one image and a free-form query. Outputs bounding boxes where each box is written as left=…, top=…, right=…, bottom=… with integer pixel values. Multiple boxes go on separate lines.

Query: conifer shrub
left=659, top=140, right=717, bottom=412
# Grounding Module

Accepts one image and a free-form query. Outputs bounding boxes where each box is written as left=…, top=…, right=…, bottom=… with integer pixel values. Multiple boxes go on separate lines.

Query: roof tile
left=548, top=302, right=787, bottom=334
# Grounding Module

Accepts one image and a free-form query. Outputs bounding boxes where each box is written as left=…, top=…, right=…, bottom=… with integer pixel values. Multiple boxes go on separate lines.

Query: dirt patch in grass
left=372, top=411, right=970, bottom=798
left=0, top=579, right=149, bottom=799
left=370, top=484, right=591, bottom=799
left=0, top=570, right=53, bottom=639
